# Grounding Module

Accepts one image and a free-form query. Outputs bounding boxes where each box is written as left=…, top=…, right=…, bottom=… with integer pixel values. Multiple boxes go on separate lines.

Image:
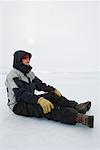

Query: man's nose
left=27, top=58, right=30, bottom=62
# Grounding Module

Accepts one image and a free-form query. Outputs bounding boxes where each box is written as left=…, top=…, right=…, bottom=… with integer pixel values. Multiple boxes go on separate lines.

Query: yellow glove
left=37, top=97, right=54, bottom=114
left=54, top=89, right=62, bottom=97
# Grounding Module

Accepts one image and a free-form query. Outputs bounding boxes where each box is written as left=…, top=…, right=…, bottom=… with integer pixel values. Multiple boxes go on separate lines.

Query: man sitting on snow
left=5, top=50, right=94, bottom=128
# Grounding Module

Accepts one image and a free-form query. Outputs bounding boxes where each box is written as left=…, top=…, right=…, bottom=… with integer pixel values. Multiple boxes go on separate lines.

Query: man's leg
left=43, top=106, right=78, bottom=125
left=43, top=106, right=94, bottom=128
left=40, top=92, right=77, bottom=108
left=13, top=101, right=77, bottom=125
left=57, top=95, right=91, bottom=114
left=40, top=92, right=91, bottom=114
left=13, top=101, right=94, bottom=127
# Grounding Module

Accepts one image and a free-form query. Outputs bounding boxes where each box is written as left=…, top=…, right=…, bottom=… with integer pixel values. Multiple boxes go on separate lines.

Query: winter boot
left=76, top=113, right=94, bottom=128
left=75, top=101, right=91, bottom=114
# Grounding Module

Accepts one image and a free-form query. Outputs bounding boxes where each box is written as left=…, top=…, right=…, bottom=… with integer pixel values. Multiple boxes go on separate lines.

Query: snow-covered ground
left=0, top=72, right=100, bottom=150
left=0, top=1, right=99, bottom=149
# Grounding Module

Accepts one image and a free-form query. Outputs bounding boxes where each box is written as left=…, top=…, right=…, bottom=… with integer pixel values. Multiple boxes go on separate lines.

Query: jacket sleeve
left=7, top=77, right=40, bottom=104
left=33, top=76, right=55, bottom=92
left=13, top=88, right=40, bottom=103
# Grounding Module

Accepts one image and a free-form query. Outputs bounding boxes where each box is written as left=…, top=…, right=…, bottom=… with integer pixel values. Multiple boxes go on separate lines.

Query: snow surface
left=0, top=1, right=99, bottom=149
left=0, top=72, right=100, bottom=150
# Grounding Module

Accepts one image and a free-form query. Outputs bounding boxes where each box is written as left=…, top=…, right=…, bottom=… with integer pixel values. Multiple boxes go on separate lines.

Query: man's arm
left=33, top=76, right=55, bottom=92
left=13, top=87, right=40, bottom=103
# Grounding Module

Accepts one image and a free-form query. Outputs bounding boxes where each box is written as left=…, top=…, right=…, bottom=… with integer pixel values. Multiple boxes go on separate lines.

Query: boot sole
left=86, top=101, right=91, bottom=111
left=88, top=116, right=94, bottom=128
left=81, top=102, right=91, bottom=114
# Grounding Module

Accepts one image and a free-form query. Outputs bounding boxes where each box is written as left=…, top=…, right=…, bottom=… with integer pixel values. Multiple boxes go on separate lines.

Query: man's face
left=22, top=57, right=30, bottom=66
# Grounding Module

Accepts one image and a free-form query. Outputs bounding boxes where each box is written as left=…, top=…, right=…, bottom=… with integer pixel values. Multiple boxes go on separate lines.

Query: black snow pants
left=13, top=92, right=78, bottom=125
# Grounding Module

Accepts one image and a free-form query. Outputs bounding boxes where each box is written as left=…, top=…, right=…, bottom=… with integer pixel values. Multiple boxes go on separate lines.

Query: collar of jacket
left=14, top=63, right=32, bottom=74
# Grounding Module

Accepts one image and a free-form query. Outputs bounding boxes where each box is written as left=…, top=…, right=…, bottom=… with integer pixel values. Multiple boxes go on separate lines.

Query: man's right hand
left=37, top=97, right=54, bottom=114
